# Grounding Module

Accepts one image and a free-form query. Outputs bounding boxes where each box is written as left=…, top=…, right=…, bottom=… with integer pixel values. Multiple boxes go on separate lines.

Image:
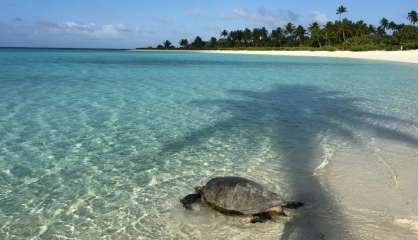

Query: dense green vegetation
left=147, top=7, right=418, bottom=51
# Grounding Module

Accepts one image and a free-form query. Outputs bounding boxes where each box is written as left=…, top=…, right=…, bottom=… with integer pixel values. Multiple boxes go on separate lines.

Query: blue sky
left=0, top=0, right=416, bottom=48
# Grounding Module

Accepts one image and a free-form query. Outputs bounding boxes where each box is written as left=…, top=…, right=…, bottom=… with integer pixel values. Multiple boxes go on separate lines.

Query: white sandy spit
left=195, top=50, right=418, bottom=64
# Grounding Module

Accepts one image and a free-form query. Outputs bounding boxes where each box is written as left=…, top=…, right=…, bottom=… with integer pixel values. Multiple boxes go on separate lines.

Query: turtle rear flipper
left=180, top=193, right=201, bottom=210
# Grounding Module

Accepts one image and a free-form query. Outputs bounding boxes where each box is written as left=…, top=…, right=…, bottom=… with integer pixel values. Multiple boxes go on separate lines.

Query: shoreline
left=197, top=50, right=418, bottom=64
left=132, top=49, right=418, bottom=64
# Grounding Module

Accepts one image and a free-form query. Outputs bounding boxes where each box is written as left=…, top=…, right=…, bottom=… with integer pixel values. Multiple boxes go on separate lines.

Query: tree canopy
left=336, top=5, right=348, bottom=20
left=150, top=8, right=418, bottom=51
left=408, top=11, right=418, bottom=25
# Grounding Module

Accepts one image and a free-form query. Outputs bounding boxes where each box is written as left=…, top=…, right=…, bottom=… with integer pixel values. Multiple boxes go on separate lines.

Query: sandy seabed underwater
left=0, top=49, right=418, bottom=239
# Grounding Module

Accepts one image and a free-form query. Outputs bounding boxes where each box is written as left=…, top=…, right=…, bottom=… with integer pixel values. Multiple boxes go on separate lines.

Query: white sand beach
left=196, top=50, right=418, bottom=64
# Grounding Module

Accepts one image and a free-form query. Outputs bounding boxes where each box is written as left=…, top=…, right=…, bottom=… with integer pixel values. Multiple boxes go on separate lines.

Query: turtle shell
left=201, top=176, right=284, bottom=215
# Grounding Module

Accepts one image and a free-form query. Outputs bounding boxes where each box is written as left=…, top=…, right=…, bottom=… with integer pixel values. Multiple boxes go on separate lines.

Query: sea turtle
left=180, top=176, right=304, bottom=223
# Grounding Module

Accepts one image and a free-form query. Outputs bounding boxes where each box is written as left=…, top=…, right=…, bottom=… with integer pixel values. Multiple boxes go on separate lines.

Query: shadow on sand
left=160, top=84, right=418, bottom=239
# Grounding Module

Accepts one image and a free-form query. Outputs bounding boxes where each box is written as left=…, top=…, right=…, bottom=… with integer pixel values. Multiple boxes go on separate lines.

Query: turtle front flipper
left=250, top=212, right=272, bottom=223
left=180, top=193, right=201, bottom=210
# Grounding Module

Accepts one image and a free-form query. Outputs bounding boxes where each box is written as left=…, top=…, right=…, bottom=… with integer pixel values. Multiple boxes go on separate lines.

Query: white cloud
left=311, top=11, right=328, bottom=24
left=63, top=22, right=97, bottom=32
left=0, top=19, right=157, bottom=48
left=37, top=21, right=136, bottom=38
left=231, top=9, right=251, bottom=18
left=226, top=8, right=301, bottom=27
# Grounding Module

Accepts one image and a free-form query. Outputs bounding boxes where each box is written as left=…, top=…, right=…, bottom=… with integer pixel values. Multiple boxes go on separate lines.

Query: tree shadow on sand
left=160, top=84, right=418, bottom=239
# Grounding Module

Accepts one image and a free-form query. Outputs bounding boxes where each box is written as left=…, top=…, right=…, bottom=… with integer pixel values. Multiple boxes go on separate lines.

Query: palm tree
left=380, top=18, right=389, bottom=31
left=368, top=24, right=377, bottom=35
left=295, top=25, right=306, bottom=46
left=163, top=40, right=172, bottom=49
left=221, top=30, right=229, bottom=39
left=236, top=30, right=244, bottom=45
left=209, top=37, right=217, bottom=48
left=229, top=30, right=243, bottom=46
left=243, top=28, right=252, bottom=47
left=252, top=28, right=262, bottom=46
left=179, top=39, right=189, bottom=49
left=309, top=22, right=322, bottom=47
left=285, top=23, right=295, bottom=37
left=408, top=10, right=418, bottom=25
left=388, top=21, right=398, bottom=31
left=376, top=26, right=386, bottom=36
left=191, top=36, right=205, bottom=49
left=323, top=21, right=337, bottom=46
left=354, top=20, right=368, bottom=37
left=337, top=19, right=352, bottom=42
left=309, top=22, right=320, bottom=30
left=228, top=30, right=236, bottom=46
left=260, top=27, right=269, bottom=43
left=336, top=5, right=348, bottom=21
left=284, top=23, right=296, bottom=45
left=271, top=27, right=285, bottom=47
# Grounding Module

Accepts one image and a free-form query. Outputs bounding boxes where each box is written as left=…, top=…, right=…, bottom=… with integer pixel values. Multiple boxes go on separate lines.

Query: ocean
left=1, top=48, right=418, bottom=239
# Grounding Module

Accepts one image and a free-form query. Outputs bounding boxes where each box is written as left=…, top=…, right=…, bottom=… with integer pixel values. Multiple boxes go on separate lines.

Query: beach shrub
left=402, top=41, right=418, bottom=50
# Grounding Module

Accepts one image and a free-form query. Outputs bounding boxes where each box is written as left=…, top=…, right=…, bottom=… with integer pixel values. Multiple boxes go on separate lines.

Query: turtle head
left=194, top=186, right=204, bottom=194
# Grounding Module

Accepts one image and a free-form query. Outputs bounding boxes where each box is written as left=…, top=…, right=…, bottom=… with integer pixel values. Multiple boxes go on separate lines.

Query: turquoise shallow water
left=0, top=49, right=418, bottom=239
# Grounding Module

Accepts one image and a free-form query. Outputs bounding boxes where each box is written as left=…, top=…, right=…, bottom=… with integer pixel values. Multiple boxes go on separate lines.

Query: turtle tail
left=282, top=201, right=304, bottom=209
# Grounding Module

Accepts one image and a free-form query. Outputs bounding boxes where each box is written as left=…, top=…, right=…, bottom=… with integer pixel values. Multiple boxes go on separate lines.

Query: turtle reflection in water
left=180, top=176, right=304, bottom=223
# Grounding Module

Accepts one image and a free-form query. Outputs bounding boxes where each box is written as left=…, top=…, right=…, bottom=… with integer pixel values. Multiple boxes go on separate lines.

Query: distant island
left=139, top=7, right=418, bottom=51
